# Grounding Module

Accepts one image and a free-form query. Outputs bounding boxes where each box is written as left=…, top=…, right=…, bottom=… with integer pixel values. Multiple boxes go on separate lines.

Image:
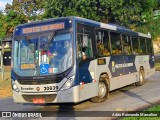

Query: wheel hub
left=98, top=82, right=107, bottom=98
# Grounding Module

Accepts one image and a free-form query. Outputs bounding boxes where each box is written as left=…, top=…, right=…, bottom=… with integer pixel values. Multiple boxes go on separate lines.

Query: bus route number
left=44, top=86, right=58, bottom=91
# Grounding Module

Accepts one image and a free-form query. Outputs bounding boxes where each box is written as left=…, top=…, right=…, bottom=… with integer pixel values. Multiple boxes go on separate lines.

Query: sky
left=0, top=0, right=12, bottom=10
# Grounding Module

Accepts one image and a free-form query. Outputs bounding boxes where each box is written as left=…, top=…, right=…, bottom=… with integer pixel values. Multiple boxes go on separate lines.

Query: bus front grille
left=18, top=79, right=62, bottom=85
left=22, top=94, right=57, bottom=102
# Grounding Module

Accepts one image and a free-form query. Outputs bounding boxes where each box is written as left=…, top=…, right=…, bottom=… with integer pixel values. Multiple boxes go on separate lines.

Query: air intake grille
left=18, top=79, right=62, bottom=85
left=22, top=94, right=57, bottom=102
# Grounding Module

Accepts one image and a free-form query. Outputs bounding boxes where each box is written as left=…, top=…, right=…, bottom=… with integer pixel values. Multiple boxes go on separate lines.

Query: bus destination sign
left=22, top=23, right=65, bottom=34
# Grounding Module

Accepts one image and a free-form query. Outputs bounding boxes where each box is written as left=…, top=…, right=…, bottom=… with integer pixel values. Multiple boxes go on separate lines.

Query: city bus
left=11, top=17, right=155, bottom=103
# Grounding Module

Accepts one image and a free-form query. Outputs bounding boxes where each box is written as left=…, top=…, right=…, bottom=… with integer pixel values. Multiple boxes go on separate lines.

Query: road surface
left=0, top=72, right=160, bottom=119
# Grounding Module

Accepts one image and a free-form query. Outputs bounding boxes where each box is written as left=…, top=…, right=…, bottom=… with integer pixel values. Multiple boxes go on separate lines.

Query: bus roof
left=74, top=17, right=151, bottom=38
left=15, top=16, right=151, bottom=38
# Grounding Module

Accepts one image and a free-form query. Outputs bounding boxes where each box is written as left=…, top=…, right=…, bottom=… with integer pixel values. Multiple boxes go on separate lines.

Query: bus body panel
left=12, top=16, right=155, bottom=103
left=79, top=82, right=98, bottom=102
left=79, top=59, right=99, bottom=101
left=135, top=55, right=150, bottom=71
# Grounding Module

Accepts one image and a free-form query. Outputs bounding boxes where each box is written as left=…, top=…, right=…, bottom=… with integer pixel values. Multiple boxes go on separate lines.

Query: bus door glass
left=122, top=35, right=136, bottom=75
left=77, top=32, right=93, bottom=84
left=77, top=23, right=97, bottom=100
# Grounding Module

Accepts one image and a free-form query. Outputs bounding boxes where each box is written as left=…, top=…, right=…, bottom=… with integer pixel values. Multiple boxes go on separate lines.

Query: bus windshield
left=13, top=32, right=73, bottom=76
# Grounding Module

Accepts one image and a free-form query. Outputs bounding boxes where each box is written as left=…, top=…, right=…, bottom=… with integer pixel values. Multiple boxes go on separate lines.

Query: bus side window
left=146, top=38, right=153, bottom=54
left=96, top=30, right=110, bottom=56
left=131, top=37, right=140, bottom=55
left=139, top=37, right=147, bottom=54
left=122, top=35, right=132, bottom=55
left=82, top=35, right=92, bottom=58
left=77, top=34, right=93, bottom=61
left=110, top=32, right=122, bottom=55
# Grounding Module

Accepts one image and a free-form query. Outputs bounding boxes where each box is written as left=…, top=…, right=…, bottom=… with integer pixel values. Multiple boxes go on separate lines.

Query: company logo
left=21, top=87, right=34, bottom=90
left=115, top=63, right=133, bottom=69
left=36, top=87, right=40, bottom=91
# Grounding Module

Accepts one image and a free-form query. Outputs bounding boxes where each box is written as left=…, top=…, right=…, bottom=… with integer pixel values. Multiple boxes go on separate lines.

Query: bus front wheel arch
left=90, top=74, right=109, bottom=103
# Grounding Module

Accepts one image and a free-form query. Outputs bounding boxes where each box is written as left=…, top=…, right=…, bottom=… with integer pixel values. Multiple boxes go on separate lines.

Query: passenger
left=103, top=48, right=110, bottom=56
left=113, top=48, right=121, bottom=54
left=82, top=52, right=87, bottom=60
left=82, top=47, right=87, bottom=60
left=124, top=45, right=130, bottom=55
left=133, top=48, right=139, bottom=55
left=134, top=48, right=142, bottom=54
left=138, top=49, right=142, bottom=54
left=97, top=41, right=104, bottom=55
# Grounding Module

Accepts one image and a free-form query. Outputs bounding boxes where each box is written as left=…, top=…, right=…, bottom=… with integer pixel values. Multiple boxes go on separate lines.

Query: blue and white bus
left=11, top=17, right=155, bottom=103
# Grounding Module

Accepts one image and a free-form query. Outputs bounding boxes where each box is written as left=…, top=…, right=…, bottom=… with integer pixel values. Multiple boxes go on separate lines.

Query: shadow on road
left=56, top=103, right=75, bottom=120
left=120, top=89, right=154, bottom=106
left=37, top=103, right=76, bottom=119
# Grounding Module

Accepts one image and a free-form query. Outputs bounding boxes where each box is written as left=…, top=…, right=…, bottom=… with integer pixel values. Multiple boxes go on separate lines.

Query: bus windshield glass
left=13, top=32, right=73, bottom=76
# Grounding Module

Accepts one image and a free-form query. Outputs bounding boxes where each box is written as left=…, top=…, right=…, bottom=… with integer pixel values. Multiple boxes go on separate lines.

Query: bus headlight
left=60, top=75, right=75, bottom=91
left=13, top=84, right=17, bottom=89
left=12, top=82, right=19, bottom=92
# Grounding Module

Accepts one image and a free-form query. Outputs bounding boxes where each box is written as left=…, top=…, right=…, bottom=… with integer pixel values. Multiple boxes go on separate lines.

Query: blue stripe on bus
left=75, top=17, right=100, bottom=28
left=11, top=70, right=16, bottom=81
left=78, top=62, right=93, bottom=84
left=108, top=55, right=137, bottom=77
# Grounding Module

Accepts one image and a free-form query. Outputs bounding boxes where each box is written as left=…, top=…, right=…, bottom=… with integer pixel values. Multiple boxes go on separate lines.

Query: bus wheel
left=91, top=79, right=109, bottom=103
left=135, top=70, right=145, bottom=86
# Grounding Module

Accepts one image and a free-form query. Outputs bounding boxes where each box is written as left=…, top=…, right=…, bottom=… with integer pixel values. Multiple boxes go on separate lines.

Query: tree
left=139, top=0, right=158, bottom=22
left=0, top=13, right=6, bottom=39
left=0, top=10, right=27, bottom=39
left=12, top=0, right=45, bottom=21
left=42, top=0, right=141, bottom=25
left=1, top=0, right=159, bottom=40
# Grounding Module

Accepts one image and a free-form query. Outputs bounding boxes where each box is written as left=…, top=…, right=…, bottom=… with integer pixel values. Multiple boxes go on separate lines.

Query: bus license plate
left=33, top=98, right=45, bottom=104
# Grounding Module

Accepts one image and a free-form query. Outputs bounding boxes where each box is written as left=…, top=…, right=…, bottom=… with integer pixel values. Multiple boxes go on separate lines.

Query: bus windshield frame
left=12, top=30, right=73, bottom=77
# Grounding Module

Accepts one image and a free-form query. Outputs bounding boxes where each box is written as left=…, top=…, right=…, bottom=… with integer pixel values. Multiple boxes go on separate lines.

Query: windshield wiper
left=24, top=36, right=35, bottom=53
left=43, top=32, right=57, bottom=52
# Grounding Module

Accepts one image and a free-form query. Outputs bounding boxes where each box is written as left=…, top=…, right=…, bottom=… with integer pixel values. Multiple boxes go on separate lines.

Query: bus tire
left=91, top=78, right=109, bottom=103
left=135, top=70, right=145, bottom=86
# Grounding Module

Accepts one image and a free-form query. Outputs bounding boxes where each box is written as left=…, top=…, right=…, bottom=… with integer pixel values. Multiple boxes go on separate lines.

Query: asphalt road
left=0, top=72, right=160, bottom=119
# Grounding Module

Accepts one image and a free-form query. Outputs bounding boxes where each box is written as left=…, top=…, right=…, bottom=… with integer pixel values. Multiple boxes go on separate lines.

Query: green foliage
left=0, top=13, right=7, bottom=40
left=43, top=0, right=79, bottom=18
left=1, top=0, right=160, bottom=41
left=140, top=0, right=158, bottom=22
left=137, top=17, right=160, bottom=40
left=12, top=0, right=45, bottom=21
left=43, top=0, right=159, bottom=27
left=0, top=10, right=27, bottom=39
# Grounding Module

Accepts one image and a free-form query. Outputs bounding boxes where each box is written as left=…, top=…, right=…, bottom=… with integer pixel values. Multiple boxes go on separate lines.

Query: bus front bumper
left=13, top=85, right=80, bottom=103
left=12, top=78, right=80, bottom=103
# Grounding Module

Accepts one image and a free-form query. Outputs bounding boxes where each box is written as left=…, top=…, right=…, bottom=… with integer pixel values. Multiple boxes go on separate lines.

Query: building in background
left=0, top=35, right=12, bottom=66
